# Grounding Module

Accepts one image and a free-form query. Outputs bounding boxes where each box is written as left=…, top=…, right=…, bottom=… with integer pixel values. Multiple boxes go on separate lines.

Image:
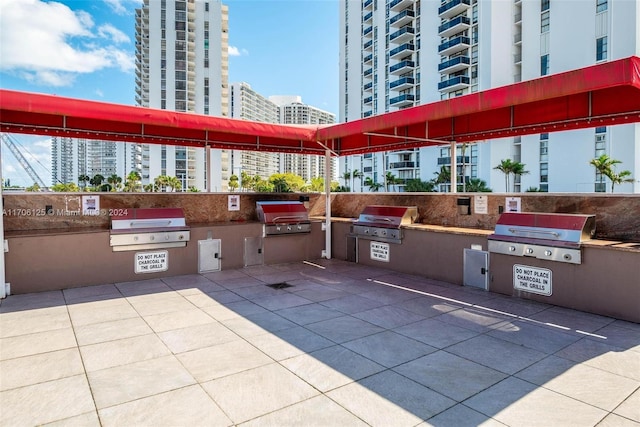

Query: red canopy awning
left=2, top=56, right=640, bottom=156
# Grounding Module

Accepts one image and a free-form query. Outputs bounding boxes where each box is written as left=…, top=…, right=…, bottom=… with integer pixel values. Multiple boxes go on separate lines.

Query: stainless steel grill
left=488, top=212, right=595, bottom=264
left=351, top=205, right=418, bottom=244
left=110, top=208, right=190, bottom=252
left=256, top=201, right=311, bottom=236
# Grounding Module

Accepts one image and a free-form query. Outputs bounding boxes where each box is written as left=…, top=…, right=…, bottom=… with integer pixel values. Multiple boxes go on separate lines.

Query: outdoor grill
left=351, top=205, right=418, bottom=244
left=110, top=207, right=191, bottom=252
left=488, top=212, right=595, bottom=264
left=256, top=201, right=311, bottom=236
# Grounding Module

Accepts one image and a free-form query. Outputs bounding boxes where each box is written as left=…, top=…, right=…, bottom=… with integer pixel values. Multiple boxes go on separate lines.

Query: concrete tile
left=213, top=276, right=266, bottom=289
left=327, top=370, right=455, bottom=427
left=516, top=355, right=640, bottom=411
left=127, top=294, right=197, bottom=316
left=446, top=334, right=547, bottom=375
left=592, top=324, right=640, bottom=353
left=184, top=289, right=245, bottom=307
left=488, top=319, right=581, bottom=354
left=115, top=278, right=173, bottom=297
left=202, top=363, right=319, bottom=423
left=251, top=271, right=304, bottom=285
left=143, top=307, right=215, bottom=333
left=239, top=395, right=368, bottom=427
left=73, top=316, right=152, bottom=346
left=614, top=388, right=640, bottom=423
left=252, top=293, right=314, bottom=311
left=319, top=294, right=385, bottom=314
left=99, top=385, right=232, bottom=427
left=432, top=307, right=509, bottom=333
left=360, top=286, right=418, bottom=304
left=275, top=302, right=345, bottom=325
left=161, top=274, right=224, bottom=294
left=465, top=377, right=608, bottom=427
left=393, top=295, right=462, bottom=318
left=63, top=284, right=121, bottom=304
left=42, top=411, right=101, bottom=426
left=0, top=375, right=95, bottom=426
left=305, top=315, right=384, bottom=343
left=291, top=285, right=351, bottom=302
left=342, top=330, right=437, bottom=368
left=281, top=345, right=384, bottom=392
left=0, top=348, right=84, bottom=391
left=393, top=351, right=507, bottom=401
left=394, top=318, right=479, bottom=349
left=0, top=306, right=71, bottom=338
left=472, top=294, right=550, bottom=318
left=530, top=306, right=615, bottom=333
left=87, top=355, right=195, bottom=409
left=218, top=299, right=270, bottom=318
left=222, top=312, right=297, bottom=338
left=177, top=339, right=273, bottom=382
left=353, top=305, right=426, bottom=329
left=0, top=290, right=65, bottom=312
left=555, top=339, right=640, bottom=381
left=423, top=404, right=506, bottom=427
left=80, top=333, right=171, bottom=372
left=596, top=413, right=640, bottom=427
left=231, top=284, right=279, bottom=299
left=202, top=268, right=252, bottom=282
left=0, top=327, right=77, bottom=360
left=248, top=326, right=334, bottom=361
left=67, top=299, right=139, bottom=326
left=158, top=322, right=239, bottom=354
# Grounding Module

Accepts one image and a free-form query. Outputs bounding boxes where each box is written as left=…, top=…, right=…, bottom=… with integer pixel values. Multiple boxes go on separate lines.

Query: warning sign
left=513, top=264, right=552, bottom=296
left=135, top=250, right=169, bottom=274
left=370, top=241, right=390, bottom=262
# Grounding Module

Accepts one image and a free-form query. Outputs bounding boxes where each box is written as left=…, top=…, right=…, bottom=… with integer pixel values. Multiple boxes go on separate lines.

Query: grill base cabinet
left=198, top=239, right=221, bottom=273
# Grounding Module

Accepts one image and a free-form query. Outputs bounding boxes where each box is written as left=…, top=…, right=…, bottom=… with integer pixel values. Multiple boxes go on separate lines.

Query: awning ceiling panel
left=1, top=56, right=639, bottom=156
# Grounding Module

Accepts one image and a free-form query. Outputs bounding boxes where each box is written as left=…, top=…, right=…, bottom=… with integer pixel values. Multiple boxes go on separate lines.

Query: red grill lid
left=256, top=201, right=309, bottom=224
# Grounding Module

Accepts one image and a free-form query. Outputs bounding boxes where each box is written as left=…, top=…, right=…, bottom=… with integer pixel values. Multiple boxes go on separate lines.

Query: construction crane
left=1, top=133, right=47, bottom=189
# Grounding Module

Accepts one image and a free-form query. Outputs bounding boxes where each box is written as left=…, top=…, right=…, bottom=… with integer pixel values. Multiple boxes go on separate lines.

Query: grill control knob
left=508, top=246, right=516, bottom=252
left=134, top=236, right=139, bottom=241
left=563, top=253, right=572, bottom=261
left=150, top=235, right=155, bottom=241
left=526, top=248, right=534, bottom=254
left=544, top=250, right=552, bottom=256
left=179, top=235, right=184, bottom=240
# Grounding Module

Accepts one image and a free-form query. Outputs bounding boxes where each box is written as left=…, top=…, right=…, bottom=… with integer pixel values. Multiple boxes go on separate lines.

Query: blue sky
left=0, top=0, right=339, bottom=186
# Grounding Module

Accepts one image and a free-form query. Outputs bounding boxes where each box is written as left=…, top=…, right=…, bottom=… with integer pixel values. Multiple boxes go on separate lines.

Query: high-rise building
left=270, top=96, right=338, bottom=183
left=135, top=0, right=229, bottom=191
left=229, top=82, right=280, bottom=180
left=340, top=0, right=639, bottom=193
left=51, top=137, right=137, bottom=186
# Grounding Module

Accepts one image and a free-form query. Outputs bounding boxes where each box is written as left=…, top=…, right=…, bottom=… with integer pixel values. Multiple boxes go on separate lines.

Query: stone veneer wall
left=3, top=192, right=639, bottom=242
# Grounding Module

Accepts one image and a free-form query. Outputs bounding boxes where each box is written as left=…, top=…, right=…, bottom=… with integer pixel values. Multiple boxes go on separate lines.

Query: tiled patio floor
left=1, top=259, right=638, bottom=426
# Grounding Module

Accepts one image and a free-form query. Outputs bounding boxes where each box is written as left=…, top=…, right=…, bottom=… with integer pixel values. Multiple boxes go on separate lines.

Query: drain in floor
left=266, top=282, right=293, bottom=289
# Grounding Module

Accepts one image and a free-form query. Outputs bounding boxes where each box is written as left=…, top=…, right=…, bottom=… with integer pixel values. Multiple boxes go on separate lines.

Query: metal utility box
left=198, top=239, right=221, bottom=273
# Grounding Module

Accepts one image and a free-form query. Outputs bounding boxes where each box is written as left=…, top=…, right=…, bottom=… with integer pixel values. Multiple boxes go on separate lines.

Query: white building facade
left=135, top=0, right=229, bottom=191
left=339, top=0, right=639, bottom=193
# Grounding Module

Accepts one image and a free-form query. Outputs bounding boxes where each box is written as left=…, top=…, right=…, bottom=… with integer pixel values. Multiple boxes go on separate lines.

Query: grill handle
left=271, top=215, right=307, bottom=224
left=508, top=227, right=560, bottom=238
left=363, top=216, right=393, bottom=223
left=130, top=220, right=173, bottom=228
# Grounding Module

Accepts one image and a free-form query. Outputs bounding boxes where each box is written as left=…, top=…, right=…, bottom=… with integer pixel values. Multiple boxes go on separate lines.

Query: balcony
left=389, top=26, right=415, bottom=44
left=389, top=93, right=415, bottom=106
left=389, top=0, right=413, bottom=12
left=438, top=15, right=471, bottom=38
left=437, top=155, right=471, bottom=165
left=389, top=8, right=415, bottom=27
left=514, top=32, right=522, bottom=44
left=363, top=110, right=373, bottom=117
left=389, top=76, right=415, bottom=91
left=363, top=82, right=373, bottom=91
left=438, top=0, right=471, bottom=19
left=389, top=43, right=415, bottom=58
left=388, top=161, right=416, bottom=169
left=363, top=26, right=373, bottom=37
left=438, top=55, right=470, bottom=73
left=363, top=0, right=373, bottom=9
left=364, top=40, right=373, bottom=51
left=363, top=53, right=373, bottom=64
left=390, top=60, right=415, bottom=75
left=364, top=96, right=373, bottom=105
left=363, top=68, right=373, bottom=77
left=363, top=11, right=373, bottom=22
left=438, top=36, right=471, bottom=56
left=438, top=75, right=470, bottom=91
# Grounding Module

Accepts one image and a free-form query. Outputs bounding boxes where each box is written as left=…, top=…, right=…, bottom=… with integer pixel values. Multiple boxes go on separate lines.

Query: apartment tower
left=135, top=0, right=229, bottom=191
left=339, top=0, right=639, bottom=193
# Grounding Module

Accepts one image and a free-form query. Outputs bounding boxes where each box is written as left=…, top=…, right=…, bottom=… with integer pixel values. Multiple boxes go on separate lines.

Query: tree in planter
left=589, top=154, right=633, bottom=192
left=107, top=174, right=122, bottom=192
left=78, top=174, right=91, bottom=191
left=90, top=174, right=105, bottom=191
left=124, top=171, right=142, bottom=192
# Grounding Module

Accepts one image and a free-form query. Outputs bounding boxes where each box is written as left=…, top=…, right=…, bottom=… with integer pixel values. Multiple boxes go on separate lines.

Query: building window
left=541, top=0, right=550, bottom=11
left=540, top=54, right=549, bottom=76
left=541, top=11, right=550, bottom=32
left=596, top=36, right=608, bottom=61
left=596, top=0, right=607, bottom=13
left=205, top=2, right=209, bottom=12
left=540, top=137, right=549, bottom=162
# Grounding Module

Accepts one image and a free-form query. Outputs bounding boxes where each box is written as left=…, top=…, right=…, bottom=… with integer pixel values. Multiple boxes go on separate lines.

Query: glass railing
left=364, top=96, right=373, bottom=104
left=389, top=93, right=415, bottom=104
left=364, top=54, right=373, bottom=62
left=364, top=40, right=373, bottom=49
left=438, top=16, right=471, bottom=34
left=438, top=36, right=471, bottom=53
left=390, top=60, right=415, bottom=73
left=390, top=43, right=415, bottom=56
left=363, top=0, right=373, bottom=8
left=389, top=9, right=415, bottom=26
left=389, top=77, right=415, bottom=89
left=438, top=56, right=470, bottom=71
left=363, top=68, right=373, bottom=77
left=364, top=82, right=373, bottom=90
left=363, top=26, right=373, bottom=36
left=438, top=76, right=470, bottom=90
left=363, top=11, right=373, bottom=21
left=389, top=26, right=415, bottom=41
left=388, top=161, right=416, bottom=169
left=438, top=0, right=471, bottom=15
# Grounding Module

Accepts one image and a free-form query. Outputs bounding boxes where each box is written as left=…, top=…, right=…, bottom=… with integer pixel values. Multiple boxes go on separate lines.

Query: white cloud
left=103, top=0, right=126, bottom=15
left=0, top=0, right=134, bottom=87
left=229, top=46, right=249, bottom=57
left=95, top=88, right=104, bottom=97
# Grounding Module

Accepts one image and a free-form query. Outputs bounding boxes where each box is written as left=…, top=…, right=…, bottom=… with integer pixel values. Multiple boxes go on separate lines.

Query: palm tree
left=511, top=162, right=529, bottom=191
left=466, top=178, right=492, bottom=192
left=433, top=166, right=451, bottom=191
left=364, top=176, right=383, bottom=192
left=107, top=174, right=122, bottom=192
left=78, top=174, right=90, bottom=191
left=154, top=175, right=169, bottom=192
left=125, top=171, right=142, bottom=192
left=228, top=174, right=239, bottom=191
left=90, top=174, right=104, bottom=191
left=589, top=154, right=632, bottom=192
left=385, top=171, right=396, bottom=192
left=167, top=176, right=182, bottom=192
left=240, top=171, right=251, bottom=192
left=143, top=183, right=156, bottom=192
left=351, top=169, right=363, bottom=192
left=494, top=159, right=528, bottom=192
left=341, top=171, right=351, bottom=191
left=609, top=169, right=634, bottom=193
